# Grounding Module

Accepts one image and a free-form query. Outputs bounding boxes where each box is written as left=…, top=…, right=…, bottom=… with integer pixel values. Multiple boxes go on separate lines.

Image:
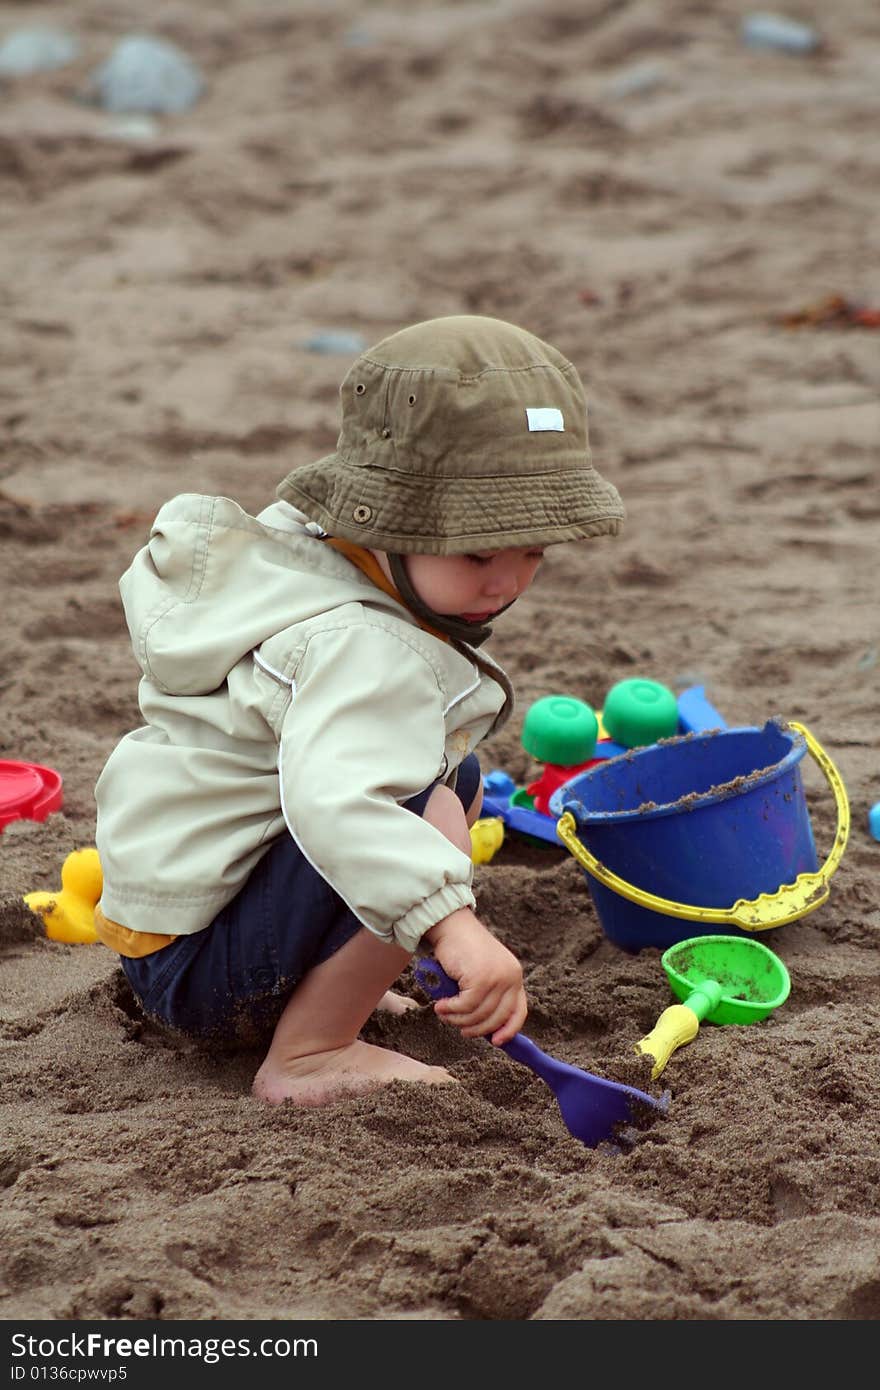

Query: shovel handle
left=413, top=957, right=460, bottom=1002
left=412, top=957, right=530, bottom=1066
left=557, top=721, right=850, bottom=932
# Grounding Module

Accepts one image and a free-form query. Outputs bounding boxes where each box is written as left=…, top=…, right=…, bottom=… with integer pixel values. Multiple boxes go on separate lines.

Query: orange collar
left=324, top=538, right=449, bottom=643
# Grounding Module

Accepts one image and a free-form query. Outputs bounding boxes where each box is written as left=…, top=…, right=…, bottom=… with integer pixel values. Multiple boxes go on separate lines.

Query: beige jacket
left=94, top=495, right=512, bottom=954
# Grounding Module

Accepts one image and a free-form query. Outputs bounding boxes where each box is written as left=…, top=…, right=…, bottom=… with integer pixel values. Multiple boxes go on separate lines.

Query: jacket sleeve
left=278, top=621, right=477, bottom=953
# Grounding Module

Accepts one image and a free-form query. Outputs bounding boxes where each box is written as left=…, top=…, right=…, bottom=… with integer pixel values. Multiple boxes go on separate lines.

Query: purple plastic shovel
left=413, top=957, right=669, bottom=1150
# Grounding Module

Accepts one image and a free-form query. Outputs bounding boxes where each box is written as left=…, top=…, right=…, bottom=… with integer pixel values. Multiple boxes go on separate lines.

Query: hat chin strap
left=388, top=555, right=515, bottom=648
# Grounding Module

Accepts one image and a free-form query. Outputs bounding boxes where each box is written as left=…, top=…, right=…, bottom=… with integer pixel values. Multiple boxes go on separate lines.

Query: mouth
left=461, top=610, right=496, bottom=622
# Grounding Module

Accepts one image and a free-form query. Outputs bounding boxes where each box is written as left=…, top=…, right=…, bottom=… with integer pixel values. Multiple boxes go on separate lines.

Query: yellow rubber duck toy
left=23, top=847, right=102, bottom=944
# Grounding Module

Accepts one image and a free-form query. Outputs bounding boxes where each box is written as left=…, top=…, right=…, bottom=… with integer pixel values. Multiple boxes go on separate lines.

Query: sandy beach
left=1, top=0, right=879, bottom=1322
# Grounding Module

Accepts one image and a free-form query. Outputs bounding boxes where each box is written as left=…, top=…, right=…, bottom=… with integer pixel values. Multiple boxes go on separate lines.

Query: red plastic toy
left=526, top=745, right=613, bottom=816
left=0, top=760, right=63, bottom=832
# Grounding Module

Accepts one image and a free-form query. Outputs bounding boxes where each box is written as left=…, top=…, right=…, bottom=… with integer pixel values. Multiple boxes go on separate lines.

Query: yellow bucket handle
left=556, top=721, right=850, bottom=931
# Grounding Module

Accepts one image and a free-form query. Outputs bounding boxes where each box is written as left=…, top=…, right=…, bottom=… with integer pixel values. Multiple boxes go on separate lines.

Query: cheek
left=443, top=564, right=484, bottom=606
left=406, top=557, right=475, bottom=610
left=514, top=560, right=541, bottom=591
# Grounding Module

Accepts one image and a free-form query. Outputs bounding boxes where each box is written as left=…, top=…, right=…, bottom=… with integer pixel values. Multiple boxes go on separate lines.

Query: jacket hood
left=120, top=494, right=402, bottom=697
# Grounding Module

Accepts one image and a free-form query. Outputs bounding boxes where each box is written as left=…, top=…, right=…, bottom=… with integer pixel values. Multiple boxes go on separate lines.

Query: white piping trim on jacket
left=275, top=749, right=387, bottom=943
left=253, top=650, right=294, bottom=687
left=256, top=652, right=479, bottom=720
left=443, top=666, right=480, bottom=718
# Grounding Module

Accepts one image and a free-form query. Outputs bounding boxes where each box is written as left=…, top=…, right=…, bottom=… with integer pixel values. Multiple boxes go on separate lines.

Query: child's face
left=376, top=547, right=545, bottom=621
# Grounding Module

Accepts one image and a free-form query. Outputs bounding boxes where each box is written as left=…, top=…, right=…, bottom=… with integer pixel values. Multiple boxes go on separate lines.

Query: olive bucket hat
left=277, top=314, right=624, bottom=556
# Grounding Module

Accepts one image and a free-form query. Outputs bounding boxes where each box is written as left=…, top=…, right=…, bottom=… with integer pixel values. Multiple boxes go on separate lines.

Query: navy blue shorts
left=120, top=752, right=482, bottom=1046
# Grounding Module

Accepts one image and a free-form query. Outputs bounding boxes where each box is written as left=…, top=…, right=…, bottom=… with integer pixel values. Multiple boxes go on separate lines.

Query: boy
left=93, top=314, right=624, bottom=1105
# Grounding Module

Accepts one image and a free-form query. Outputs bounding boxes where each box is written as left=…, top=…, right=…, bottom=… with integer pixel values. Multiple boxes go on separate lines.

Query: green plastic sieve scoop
left=636, top=934, right=791, bottom=1079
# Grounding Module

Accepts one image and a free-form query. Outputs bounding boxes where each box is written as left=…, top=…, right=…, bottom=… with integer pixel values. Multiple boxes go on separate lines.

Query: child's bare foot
left=253, top=1039, right=456, bottom=1106
left=376, top=989, right=418, bottom=1015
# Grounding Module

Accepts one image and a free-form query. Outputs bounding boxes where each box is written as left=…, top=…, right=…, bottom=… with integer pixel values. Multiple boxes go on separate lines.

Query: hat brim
left=277, top=454, right=625, bottom=555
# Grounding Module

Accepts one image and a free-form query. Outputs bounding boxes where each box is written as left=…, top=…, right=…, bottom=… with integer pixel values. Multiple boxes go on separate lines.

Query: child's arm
left=423, top=907, right=526, bottom=1047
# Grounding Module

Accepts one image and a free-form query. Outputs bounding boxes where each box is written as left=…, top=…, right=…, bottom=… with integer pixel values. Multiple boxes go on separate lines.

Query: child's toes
left=376, top=989, right=418, bottom=1015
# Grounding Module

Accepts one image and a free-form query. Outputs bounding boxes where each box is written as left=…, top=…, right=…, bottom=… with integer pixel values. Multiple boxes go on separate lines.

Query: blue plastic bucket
left=554, top=721, right=819, bottom=953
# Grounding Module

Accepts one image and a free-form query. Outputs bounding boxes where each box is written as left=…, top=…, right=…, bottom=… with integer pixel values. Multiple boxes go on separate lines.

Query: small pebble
left=741, top=13, right=821, bottom=55
left=88, top=34, right=204, bottom=114
left=605, top=61, right=668, bottom=100
left=0, top=27, right=79, bottom=75
left=343, top=28, right=375, bottom=48
left=302, top=330, right=367, bottom=355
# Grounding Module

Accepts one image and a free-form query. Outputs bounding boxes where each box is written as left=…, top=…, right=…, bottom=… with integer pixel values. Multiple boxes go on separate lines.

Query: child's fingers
left=434, top=992, right=495, bottom=1029
left=434, top=986, right=502, bottom=1033
left=487, top=989, right=528, bottom=1045
left=489, top=1002, right=527, bottom=1047
left=436, top=985, right=525, bottom=1040
left=457, top=994, right=518, bottom=1037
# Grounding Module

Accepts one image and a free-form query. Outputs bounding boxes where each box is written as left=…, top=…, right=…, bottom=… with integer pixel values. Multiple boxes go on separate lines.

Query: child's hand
left=423, top=908, right=527, bottom=1047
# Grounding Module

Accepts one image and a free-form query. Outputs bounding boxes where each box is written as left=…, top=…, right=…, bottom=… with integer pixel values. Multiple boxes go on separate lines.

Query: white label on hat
left=526, top=407, right=564, bottom=432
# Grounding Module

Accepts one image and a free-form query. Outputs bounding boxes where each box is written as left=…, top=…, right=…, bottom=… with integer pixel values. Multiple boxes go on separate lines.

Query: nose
left=483, top=558, right=522, bottom=600
left=484, top=577, right=513, bottom=599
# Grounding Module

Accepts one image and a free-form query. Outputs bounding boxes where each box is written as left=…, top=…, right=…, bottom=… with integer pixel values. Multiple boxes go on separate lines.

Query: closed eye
left=463, top=549, right=545, bottom=566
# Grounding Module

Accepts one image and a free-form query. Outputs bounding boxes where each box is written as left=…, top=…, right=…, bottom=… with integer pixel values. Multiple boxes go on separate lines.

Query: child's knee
left=465, top=780, right=483, bottom=827
left=422, top=784, right=472, bottom=857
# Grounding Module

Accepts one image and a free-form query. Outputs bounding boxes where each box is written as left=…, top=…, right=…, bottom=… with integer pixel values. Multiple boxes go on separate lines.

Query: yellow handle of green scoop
left=636, top=978, right=724, bottom=1078
left=557, top=721, right=849, bottom=932
left=636, top=1005, right=701, bottom=1080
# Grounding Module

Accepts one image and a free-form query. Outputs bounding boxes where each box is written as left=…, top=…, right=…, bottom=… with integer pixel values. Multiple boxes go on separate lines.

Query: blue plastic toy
left=481, top=684, right=727, bottom=847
